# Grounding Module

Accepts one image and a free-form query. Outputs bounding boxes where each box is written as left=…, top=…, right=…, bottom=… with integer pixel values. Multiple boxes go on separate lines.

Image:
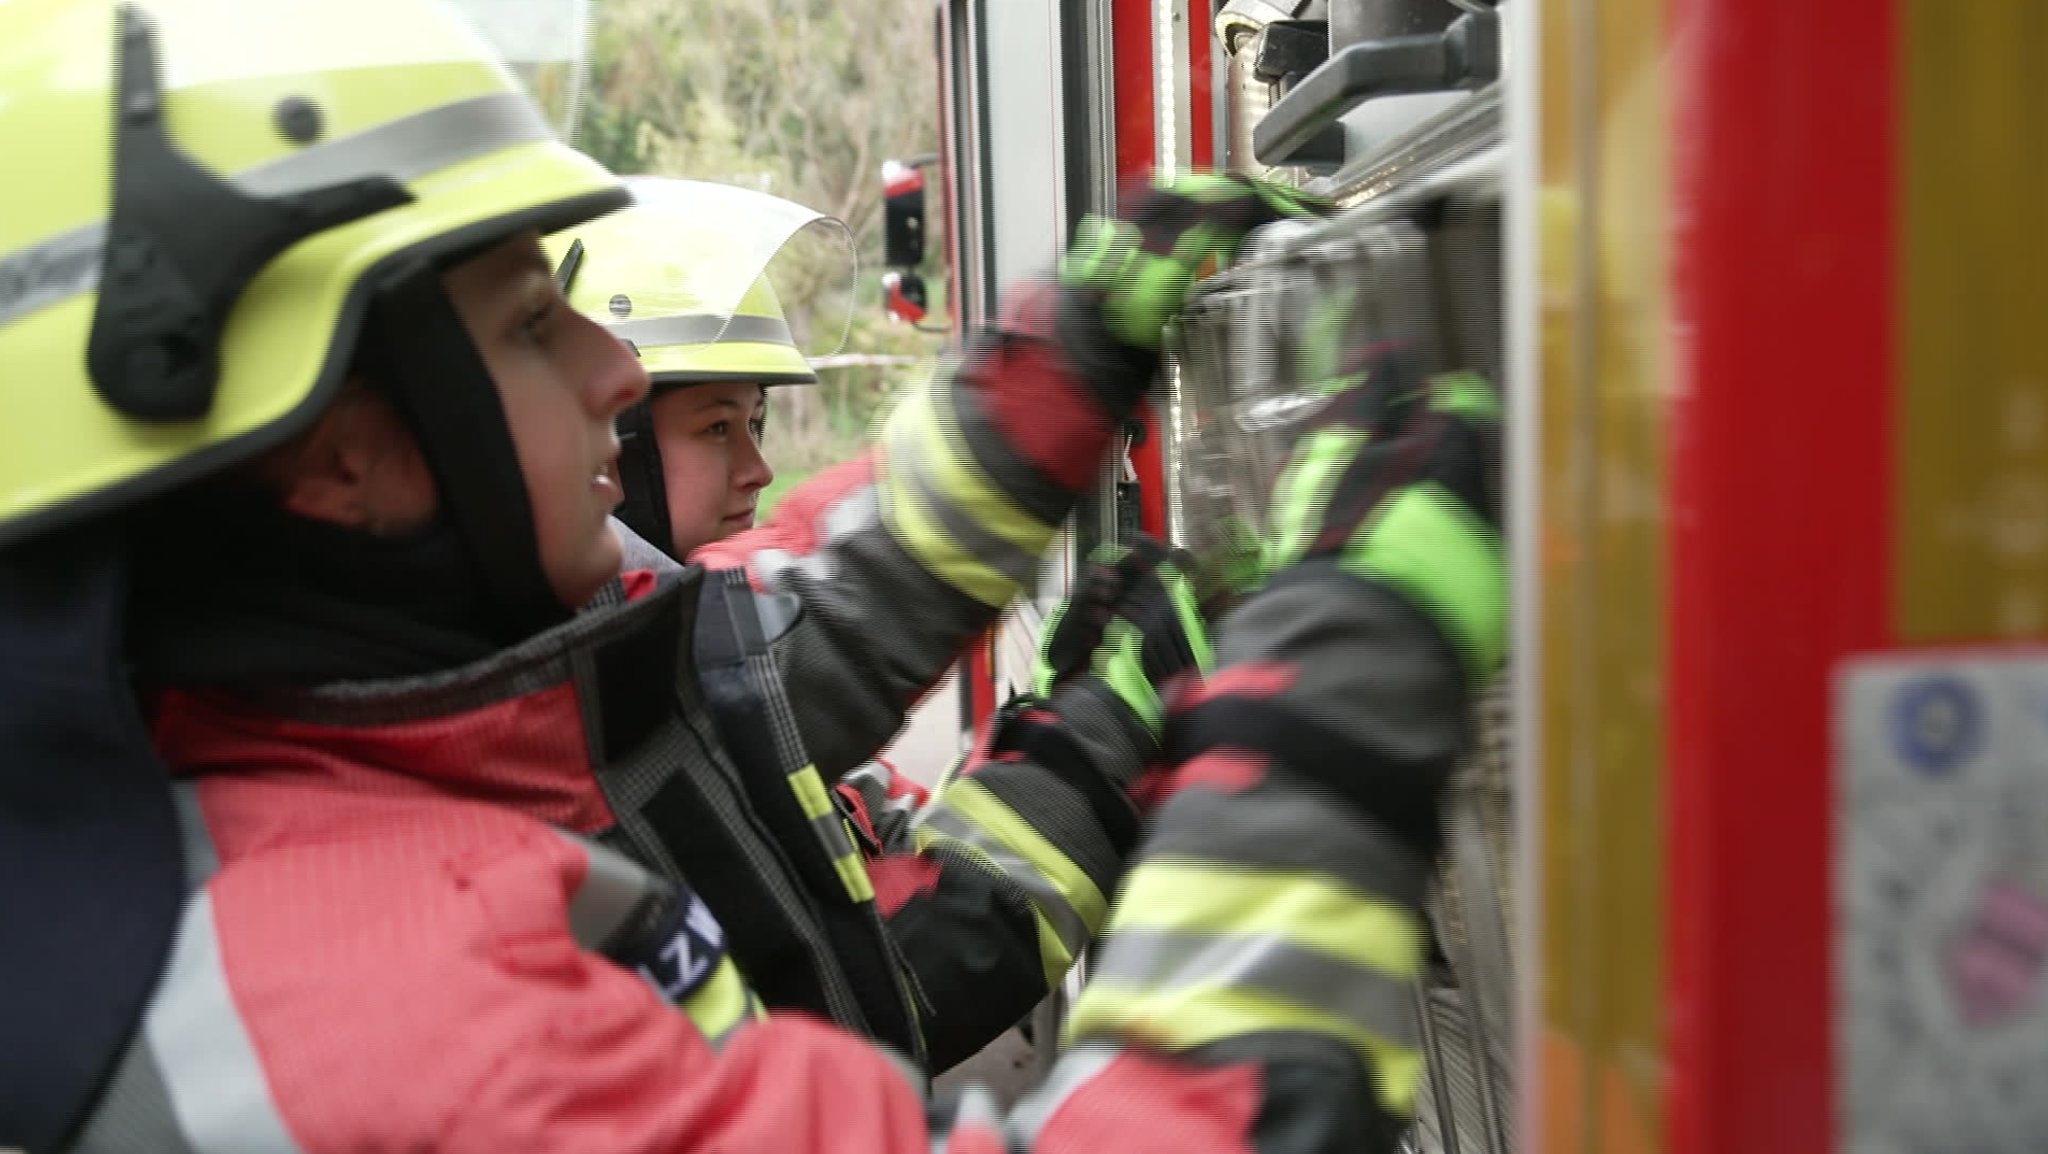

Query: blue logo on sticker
left=1891, top=676, right=1983, bottom=775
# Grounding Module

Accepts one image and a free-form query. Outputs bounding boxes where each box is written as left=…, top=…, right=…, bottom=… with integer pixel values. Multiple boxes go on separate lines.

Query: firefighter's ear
left=274, top=381, right=439, bottom=535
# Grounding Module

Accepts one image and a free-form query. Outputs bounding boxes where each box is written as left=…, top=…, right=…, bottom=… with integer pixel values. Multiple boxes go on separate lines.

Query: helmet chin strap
left=357, top=261, right=570, bottom=641
left=612, top=399, right=678, bottom=561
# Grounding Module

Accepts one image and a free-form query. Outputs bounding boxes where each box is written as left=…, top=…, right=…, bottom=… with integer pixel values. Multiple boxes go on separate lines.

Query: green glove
left=1189, top=511, right=1270, bottom=619
left=1265, top=343, right=1505, bottom=679
left=1035, top=534, right=1213, bottom=737
left=1056, top=172, right=1327, bottom=415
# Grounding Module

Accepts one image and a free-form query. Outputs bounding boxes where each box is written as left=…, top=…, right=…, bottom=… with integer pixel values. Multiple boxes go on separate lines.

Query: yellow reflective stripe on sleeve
left=1070, top=859, right=1430, bottom=1114
left=1268, top=428, right=1368, bottom=569
left=1344, top=482, right=1507, bottom=679
left=1030, top=910, right=1077, bottom=989
left=913, top=822, right=1081, bottom=989
left=683, top=956, right=758, bottom=1050
left=1086, top=927, right=1419, bottom=1048
left=1107, top=862, right=1425, bottom=980
left=896, top=387, right=1056, bottom=558
left=1063, top=981, right=1426, bottom=1117
left=932, top=750, right=970, bottom=797
left=879, top=453, right=1015, bottom=607
left=943, top=779, right=1109, bottom=939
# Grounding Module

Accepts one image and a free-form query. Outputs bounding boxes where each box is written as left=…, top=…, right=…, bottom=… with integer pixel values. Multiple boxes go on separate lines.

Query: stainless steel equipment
left=1166, top=60, right=1515, bottom=1146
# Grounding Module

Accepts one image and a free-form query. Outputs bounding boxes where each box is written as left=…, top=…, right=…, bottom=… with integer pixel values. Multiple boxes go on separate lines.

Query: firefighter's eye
left=519, top=301, right=556, bottom=342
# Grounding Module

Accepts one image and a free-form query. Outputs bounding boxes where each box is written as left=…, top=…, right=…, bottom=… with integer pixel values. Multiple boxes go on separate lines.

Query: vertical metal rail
left=1502, top=1, right=1544, bottom=1149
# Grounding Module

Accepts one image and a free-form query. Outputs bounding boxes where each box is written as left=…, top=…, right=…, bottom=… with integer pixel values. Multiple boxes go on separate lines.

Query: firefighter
left=544, top=178, right=831, bottom=564
left=543, top=182, right=1215, bottom=1069
left=0, top=3, right=1495, bottom=1152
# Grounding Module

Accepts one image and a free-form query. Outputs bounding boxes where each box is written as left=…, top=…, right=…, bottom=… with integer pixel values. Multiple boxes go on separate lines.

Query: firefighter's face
left=278, top=231, right=650, bottom=609
left=442, top=232, right=651, bottom=605
left=649, top=380, right=775, bottom=559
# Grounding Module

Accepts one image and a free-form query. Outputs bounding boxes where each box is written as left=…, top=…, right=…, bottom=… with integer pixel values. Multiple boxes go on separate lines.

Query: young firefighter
left=546, top=177, right=832, bottom=564
left=0, top=2, right=1501, bottom=1151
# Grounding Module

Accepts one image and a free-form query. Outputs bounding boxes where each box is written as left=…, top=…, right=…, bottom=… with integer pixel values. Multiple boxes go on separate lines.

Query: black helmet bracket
left=88, top=5, right=413, bottom=422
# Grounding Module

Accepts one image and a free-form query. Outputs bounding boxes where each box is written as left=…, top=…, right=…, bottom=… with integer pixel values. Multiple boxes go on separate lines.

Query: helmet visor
left=440, top=0, right=592, bottom=139
left=606, top=177, right=857, bottom=363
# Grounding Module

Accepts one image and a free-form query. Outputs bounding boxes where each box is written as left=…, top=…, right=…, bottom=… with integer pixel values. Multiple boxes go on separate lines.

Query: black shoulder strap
left=692, top=572, right=785, bottom=778
left=0, top=524, right=184, bottom=1151
left=692, top=571, right=927, bottom=1061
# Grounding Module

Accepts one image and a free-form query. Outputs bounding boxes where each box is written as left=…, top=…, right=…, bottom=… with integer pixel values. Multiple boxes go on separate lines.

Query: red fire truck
left=883, top=1, right=2048, bottom=1151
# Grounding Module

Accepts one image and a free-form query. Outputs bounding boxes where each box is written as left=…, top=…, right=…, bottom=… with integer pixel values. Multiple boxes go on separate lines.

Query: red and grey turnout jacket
left=63, top=284, right=1463, bottom=1153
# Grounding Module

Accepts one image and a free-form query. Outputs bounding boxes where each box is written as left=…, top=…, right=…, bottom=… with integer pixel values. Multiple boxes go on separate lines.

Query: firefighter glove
left=1036, top=533, right=1214, bottom=738
left=1055, top=172, right=1328, bottom=416
left=1264, top=344, right=1505, bottom=680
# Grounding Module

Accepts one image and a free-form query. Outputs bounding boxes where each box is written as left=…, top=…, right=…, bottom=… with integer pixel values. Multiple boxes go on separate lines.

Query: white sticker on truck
left=1839, top=651, right=2048, bottom=1153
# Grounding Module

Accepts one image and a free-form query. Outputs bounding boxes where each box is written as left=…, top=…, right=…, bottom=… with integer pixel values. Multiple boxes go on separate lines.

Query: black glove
left=1161, top=345, right=1504, bottom=864
left=1035, top=533, right=1213, bottom=740
left=1263, top=343, right=1504, bottom=678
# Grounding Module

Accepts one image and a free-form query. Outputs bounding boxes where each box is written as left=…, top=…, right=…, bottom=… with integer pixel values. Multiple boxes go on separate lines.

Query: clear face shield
left=1167, top=215, right=1444, bottom=600
left=439, top=0, right=593, bottom=140
left=1166, top=219, right=1321, bottom=595
left=599, top=177, right=858, bottom=367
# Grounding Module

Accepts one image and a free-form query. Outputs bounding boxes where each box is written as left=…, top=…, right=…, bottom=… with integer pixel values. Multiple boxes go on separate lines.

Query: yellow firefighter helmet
left=546, top=176, right=854, bottom=391
left=0, top=0, right=624, bottom=549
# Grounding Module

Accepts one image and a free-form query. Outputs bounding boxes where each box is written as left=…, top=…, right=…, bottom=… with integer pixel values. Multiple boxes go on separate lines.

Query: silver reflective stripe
left=607, top=313, right=796, bottom=350
left=822, top=483, right=880, bottom=542
left=875, top=789, right=924, bottom=844
left=0, top=92, right=552, bottom=327
left=1089, top=928, right=1422, bottom=1049
left=0, top=222, right=104, bottom=330
left=170, top=781, right=220, bottom=891
left=746, top=547, right=814, bottom=589
left=65, top=784, right=227, bottom=1151
left=937, top=1083, right=1002, bottom=1154
left=1007, top=1043, right=1117, bottom=1143
left=750, top=590, right=801, bottom=643
left=145, top=892, right=305, bottom=1154
left=1145, top=785, right=1433, bottom=917
left=65, top=1034, right=198, bottom=1154
left=555, top=832, right=657, bottom=951
left=808, top=810, right=861, bottom=862
left=233, top=93, right=549, bottom=198
left=918, top=807, right=1090, bottom=958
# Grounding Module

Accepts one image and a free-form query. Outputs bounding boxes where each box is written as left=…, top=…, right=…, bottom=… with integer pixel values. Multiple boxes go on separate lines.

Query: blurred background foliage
left=575, top=0, right=949, bottom=500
